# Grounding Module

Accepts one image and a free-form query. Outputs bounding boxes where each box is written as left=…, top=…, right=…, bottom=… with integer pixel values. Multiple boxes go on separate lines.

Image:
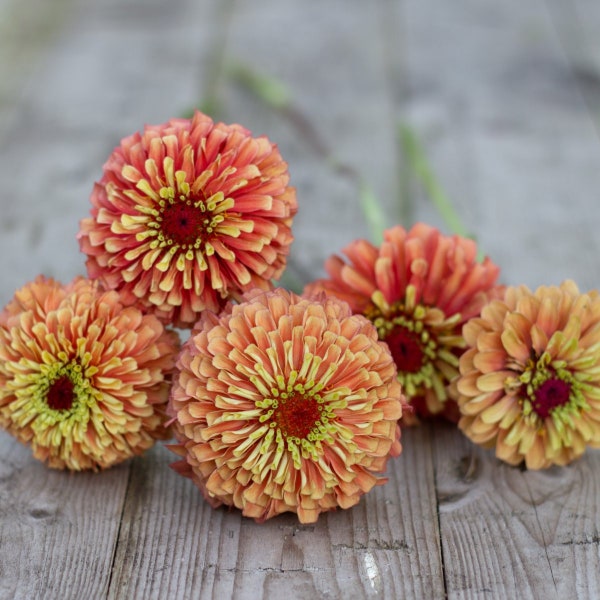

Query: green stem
left=398, top=123, right=472, bottom=239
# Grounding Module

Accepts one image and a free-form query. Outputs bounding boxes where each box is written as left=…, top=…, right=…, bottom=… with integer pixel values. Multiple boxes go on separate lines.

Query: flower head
left=78, top=111, right=297, bottom=328
left=168, top=288, right=405, bottom=523
left=0, top=275, right=179, bottom=470
left=456, top=280, right=600, bottom=469
left=304, top=223, right=501, bottom=423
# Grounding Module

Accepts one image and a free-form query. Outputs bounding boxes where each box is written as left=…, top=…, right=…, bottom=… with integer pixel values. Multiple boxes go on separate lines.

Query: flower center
left=159, top=202, right=207, bottom=247
left=365, top=301, right=448, bottom=397
left=362, top=293, right=464, bottom=416
left=384, top=325, right=424, bottom=373
left=273, top=392, right=322, bottom=439
left=532, top=377, right=571, bottom=420
left=252, top=374, right=341, bottom=468
left=156, top=194, right=227, bottom=251
left=46, top=375, right=75, bottom=411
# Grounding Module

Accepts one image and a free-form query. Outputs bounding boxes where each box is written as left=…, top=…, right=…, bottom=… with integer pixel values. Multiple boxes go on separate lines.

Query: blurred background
left=1, top=0, right=600, bottom=308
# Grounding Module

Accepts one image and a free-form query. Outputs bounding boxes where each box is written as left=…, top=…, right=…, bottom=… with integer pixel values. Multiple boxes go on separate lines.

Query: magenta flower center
left=160, top=202, right=207, bottom=247
left=532, top=377, right=571, bottom=419
left=385, top=326, right=424, bottom=374
left=273, top=393, right=322, bottom=439
left=46, top=376, right=75, bottom=411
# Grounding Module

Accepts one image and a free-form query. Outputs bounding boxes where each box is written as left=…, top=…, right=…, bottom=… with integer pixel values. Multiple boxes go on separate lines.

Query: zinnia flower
left=168, top=288, right=405, bottom=523
left=78, top=111, right=297, bottom=328
left=456, top=280, right=600, bottom=469
left=304, top=223, right=501, bottom=423
left=0, top=275, right=179, bottom=470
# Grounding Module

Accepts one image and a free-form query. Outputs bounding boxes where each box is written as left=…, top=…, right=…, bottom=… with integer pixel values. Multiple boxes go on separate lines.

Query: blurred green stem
left=399, top=123, right=472, bottom=239
left=229, top=62, right=386, bottom=243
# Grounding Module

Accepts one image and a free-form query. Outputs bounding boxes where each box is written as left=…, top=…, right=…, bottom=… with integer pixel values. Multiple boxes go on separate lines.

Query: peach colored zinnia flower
left=304, top=223, right=501, bottom=424
left=168, top=288, right=405, bottom=523
left=78, top=111, right=297, bottom=328
left=456, top=280, right=600, bottom=469
left=0, top=275, right=179, bottom=470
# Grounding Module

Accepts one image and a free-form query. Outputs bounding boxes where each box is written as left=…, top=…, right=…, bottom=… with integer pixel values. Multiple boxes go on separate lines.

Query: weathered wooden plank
left=221, top=0, right=403, bottom=282
left=402, top=1, right=600, bottom=597
left=106, top=444, right=223, bottom=600
left=102, top=1, right=446, bottom=598
left=432, top=422, right=600, bottom=599
left=0, top=432, right=130, bottom=600
left=229, top=425, right=444, bottom=599
left=0, top=0, right=226, bottom=307
left=402, top=0, right=600, bottom=290
left=104, top=428, right=444, bottom=600
left=0, top=3, right=137, bottom=600
left=0, top=2, right=227, bottom=600
left=0, top=0, right=76, bottom=139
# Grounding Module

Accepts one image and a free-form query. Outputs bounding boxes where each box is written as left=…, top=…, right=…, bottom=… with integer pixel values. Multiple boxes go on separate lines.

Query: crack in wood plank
left=523, top=475, right=558, bottom=592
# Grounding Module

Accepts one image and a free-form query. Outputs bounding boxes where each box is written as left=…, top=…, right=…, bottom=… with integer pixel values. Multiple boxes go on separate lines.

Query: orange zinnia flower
left=0, top=276, right=179, bottom=470
left=78, top=111, right=297, bottom=328
left=168, top=288, right=405, bottom=523
left=304, top=223, right=501, bottom=424
left=456, top=280, right=600, bottom=469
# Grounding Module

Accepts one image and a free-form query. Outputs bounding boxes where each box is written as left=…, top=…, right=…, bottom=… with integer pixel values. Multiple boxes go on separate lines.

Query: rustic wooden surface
left=1, top=1, right=600, bottom=598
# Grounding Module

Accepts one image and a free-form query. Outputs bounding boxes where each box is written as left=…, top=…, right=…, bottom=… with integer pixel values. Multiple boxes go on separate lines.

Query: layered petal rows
left=305, top=223, right=501, bottom=423
left=0, top=276, right=179, bottom=470
left=79, top=111, right=297, bottom=327
left=455, top=281, right=600, bottom=469
left=168, top=288, right=406, bottom=523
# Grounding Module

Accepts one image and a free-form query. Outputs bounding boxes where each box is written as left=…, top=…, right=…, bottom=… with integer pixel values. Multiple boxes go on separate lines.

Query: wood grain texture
left=432, top=422, right=600, bottom=599
left=402, top=0, right=600, bottom=290
left=401, top=2, right=600, bottom=597
left=0, top=432, right=130, bottom=600
left=1, top=0, right=600, bottom=598
left=221, top=0, right=405, bottom=283
left=106, top=428, right=444, bottom=600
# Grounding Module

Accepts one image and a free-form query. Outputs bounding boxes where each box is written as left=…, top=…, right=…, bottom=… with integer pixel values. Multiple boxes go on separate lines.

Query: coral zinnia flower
left=78, top=111, right=297, bottom=328
left=304, top=223, right=501, bottom=423
left=0, top=275, right=179, bottom=470
left=456, top=280, right=600, bottom=469
left=168, top=288, right=405, bottom=523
